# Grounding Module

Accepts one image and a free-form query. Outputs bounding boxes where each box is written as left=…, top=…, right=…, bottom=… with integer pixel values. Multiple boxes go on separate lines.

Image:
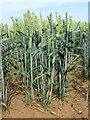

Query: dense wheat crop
left=0, top=11, right=88, bottom=107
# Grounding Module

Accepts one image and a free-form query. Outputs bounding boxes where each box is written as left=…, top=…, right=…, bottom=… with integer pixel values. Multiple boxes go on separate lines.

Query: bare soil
left=2, top=69, right=88, bottom=118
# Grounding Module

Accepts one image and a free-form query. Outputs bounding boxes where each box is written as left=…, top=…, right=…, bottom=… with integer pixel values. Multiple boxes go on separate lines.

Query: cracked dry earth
left=2, top=70, right=88, bottom=118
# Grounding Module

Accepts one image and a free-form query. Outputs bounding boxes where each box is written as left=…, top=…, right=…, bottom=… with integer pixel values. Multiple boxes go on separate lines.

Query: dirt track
left=2, top=87, right=88, bottom=118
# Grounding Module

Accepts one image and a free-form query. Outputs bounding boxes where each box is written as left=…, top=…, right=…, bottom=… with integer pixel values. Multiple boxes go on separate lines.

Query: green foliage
left=0, top=10, right=88, bottom=107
